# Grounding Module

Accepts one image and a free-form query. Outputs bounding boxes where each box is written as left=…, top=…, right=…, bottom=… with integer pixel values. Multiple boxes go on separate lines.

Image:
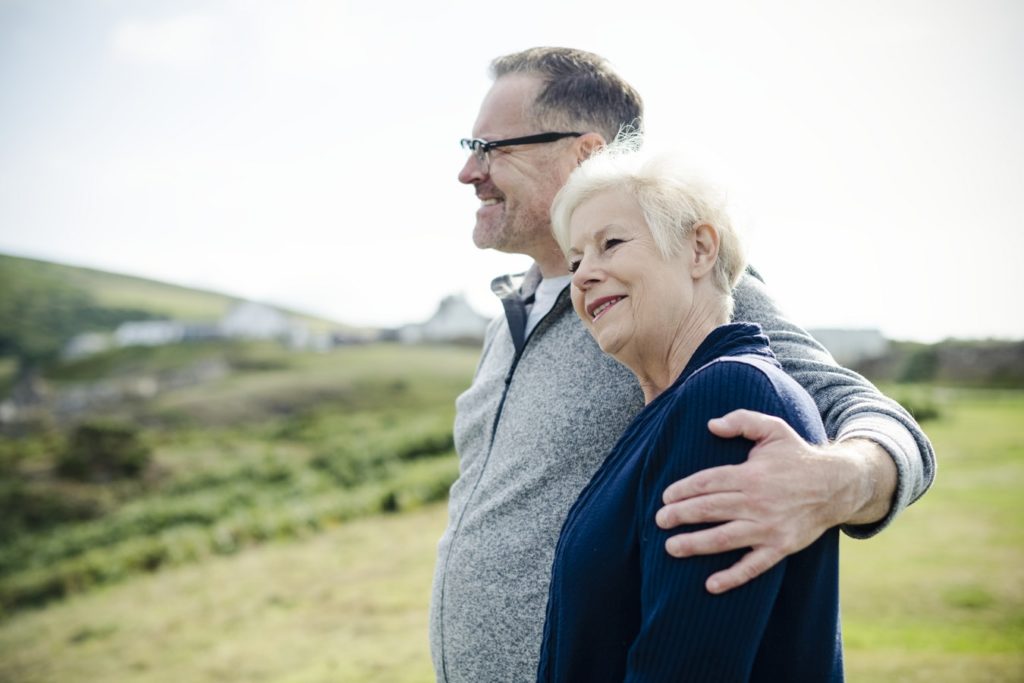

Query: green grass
left=839, top=387, right=1024, bottom=681
left=0, top=382, right=1020, bottom=681
left=0, top=344, right=479, bottom=613
left=144, top=342, right=476, bottom=427
left=0, top=503, right=449, bottom=683
left=0, top=357, right=16, bottom=396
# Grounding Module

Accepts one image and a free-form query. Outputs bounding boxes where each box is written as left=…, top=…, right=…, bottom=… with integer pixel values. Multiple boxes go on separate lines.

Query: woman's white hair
left=551, top=134, right=746, bottom=300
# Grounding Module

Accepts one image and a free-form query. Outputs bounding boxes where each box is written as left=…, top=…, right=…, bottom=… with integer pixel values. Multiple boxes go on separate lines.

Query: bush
left=887, top=385, right=944, bottom=423
left=0, top=440, right=22, bottom=475
left=895, top=394, right=943, bottom=423
left=57, top=420, right=152, bottom=482
left=0, top=481, right=109, bottom=541
left=900, top=346, right=940, bottom=382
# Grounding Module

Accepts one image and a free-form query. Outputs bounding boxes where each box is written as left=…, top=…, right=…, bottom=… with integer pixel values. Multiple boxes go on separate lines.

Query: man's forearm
left=731, top=273, right=936, bottom=534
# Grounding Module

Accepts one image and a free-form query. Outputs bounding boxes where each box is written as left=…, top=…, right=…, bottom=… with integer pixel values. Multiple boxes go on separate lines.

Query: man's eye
left=568, top=260, right=581, bottom=274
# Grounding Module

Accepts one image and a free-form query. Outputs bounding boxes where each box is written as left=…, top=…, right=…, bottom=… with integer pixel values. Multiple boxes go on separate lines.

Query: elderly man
left=429, top=47, right=934, bottom=683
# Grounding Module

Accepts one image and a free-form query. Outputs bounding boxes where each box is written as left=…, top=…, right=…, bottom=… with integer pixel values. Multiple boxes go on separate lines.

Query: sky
left=0, top=0, right=1022, bottom=342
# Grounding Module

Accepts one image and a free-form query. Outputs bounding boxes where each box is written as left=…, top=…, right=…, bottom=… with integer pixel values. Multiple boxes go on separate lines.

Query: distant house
left=219, top=301, right=293, bottom=340
left=182, top=323, right=221, bottom=341
left=399, top=294, right=490, bottom=344
left=115, top=320, right=185, bottom=347
left=286, top=324, right=336, bottom=352
left=62, top=332, right=113, bottom=360
left=808, top=328, right=889, bottom=366
left=58, top=300, right=341, bottom=361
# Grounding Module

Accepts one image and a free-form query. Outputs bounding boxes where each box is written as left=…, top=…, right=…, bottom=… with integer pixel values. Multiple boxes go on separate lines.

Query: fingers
left=663, top=523, right=784, bottom=594
left=707, top=409, right=790, bottom=441
left=705, top=547, right=783, bottom=594
left=661, top=464, right=742, bottom=504
left=656, top=492, right=747, bottom=529
left=664, top=520, right=759, bottom=559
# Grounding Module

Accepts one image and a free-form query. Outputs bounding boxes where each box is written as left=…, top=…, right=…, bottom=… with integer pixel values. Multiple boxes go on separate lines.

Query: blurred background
left=0, top=1, right=1022, bottom=682
left=2, top=0, right=1022, bottom=340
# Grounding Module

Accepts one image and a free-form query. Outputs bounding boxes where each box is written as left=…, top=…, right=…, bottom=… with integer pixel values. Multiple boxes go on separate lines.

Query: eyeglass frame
left=460, top=132, right=584, bottom=172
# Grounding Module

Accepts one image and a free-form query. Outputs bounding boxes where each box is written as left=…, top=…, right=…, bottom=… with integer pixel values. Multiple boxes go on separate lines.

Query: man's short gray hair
left=551, top=137, right=747, bottom=303
left=490, top=47, right=643, bottom=143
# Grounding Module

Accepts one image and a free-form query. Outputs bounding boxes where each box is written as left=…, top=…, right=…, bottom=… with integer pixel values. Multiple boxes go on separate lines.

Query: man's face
left=458, top=74, right=579, bottom=264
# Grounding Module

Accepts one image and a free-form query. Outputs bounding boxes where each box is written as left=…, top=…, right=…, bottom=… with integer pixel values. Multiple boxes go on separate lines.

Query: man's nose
left=458, top=153, right=485, bottom=185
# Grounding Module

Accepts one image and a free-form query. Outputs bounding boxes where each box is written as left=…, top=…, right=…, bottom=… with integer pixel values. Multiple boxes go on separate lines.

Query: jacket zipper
left=438, top=291, right=569, bottom=682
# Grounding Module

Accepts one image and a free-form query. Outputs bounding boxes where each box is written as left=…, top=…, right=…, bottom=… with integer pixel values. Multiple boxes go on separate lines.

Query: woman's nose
left=572, top=256, right=602, bottom=290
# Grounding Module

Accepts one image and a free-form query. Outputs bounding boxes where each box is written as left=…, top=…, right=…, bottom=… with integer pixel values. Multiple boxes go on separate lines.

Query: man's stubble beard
left=474, top=197, right=553, bottom=258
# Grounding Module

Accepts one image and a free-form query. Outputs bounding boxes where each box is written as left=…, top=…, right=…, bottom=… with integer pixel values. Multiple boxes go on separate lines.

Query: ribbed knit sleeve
left=626, top=359, right=840, bottom=682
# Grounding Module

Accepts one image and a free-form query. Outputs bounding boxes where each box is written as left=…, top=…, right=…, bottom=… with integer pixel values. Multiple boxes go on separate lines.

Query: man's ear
left=690, top=222, right=721, bottom=279
left=576, top=133, right=606, bottom=165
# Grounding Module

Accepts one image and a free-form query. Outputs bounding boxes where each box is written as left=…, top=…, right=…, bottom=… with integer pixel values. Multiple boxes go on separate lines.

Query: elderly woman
left=536, top=147, right=843, bottom=682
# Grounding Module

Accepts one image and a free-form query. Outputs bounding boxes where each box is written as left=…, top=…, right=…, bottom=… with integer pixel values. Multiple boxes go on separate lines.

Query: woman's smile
left=588, top=295, right=628, bottom=322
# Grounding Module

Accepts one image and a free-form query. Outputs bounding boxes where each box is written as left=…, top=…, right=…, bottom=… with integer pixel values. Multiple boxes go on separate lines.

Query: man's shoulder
left=732, top=269, right=774, bottom=316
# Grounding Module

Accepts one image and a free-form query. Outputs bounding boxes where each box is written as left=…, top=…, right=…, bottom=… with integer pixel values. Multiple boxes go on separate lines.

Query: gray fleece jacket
left=428, top=267, right=935, bottom=683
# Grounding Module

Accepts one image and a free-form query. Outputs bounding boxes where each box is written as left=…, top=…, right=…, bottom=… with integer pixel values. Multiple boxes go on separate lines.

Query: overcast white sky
left=1, top=0, right=1022, bottom=342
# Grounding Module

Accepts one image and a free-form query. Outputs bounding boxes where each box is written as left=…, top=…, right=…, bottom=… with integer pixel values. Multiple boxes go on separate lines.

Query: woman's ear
left=690, top=222, right=721, bottom=279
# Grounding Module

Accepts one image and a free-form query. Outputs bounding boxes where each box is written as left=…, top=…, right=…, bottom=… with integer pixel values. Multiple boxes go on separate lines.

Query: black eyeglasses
left=460, top=132, right=583, bottom=173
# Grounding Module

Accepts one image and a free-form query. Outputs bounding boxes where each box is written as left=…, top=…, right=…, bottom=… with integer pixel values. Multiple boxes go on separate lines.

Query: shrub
left=899, top=346, right=939, bottom=383
left=0, top=481, right=109, bottom=541
left=898, top=396, right=942, bottom=422
left=0, top=440, right=24, bottom=477
left=57, top=420, right=152, bottom=482
left=891, top=389, right=944, bottom=423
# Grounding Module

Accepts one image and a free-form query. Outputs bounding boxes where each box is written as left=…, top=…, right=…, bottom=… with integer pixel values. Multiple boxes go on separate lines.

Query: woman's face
left=567, top=188, right=696, bottom=364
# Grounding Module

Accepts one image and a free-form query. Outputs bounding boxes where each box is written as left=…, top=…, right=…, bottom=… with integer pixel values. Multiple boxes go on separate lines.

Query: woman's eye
left=568, top=260, right=581, bottom=274
left=604, top=238, right=624, bottom=250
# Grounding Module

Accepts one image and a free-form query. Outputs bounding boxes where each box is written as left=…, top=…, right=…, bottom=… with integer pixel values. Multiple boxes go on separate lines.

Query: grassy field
left=840, top=387, right=1024, bottom=681
left=0, top=378, right=1021, bottom=681
left=0, top=344, right=480, bottom=613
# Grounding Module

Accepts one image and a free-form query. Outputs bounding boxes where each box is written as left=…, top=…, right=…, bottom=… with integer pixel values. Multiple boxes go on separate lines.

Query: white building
left=62, top=332, right=113, bottom=359
left=219, top=301, right=293, bottom=340
left=115, top=320, right=185, bottom=347
left=399, top=294, right=490, bottom=344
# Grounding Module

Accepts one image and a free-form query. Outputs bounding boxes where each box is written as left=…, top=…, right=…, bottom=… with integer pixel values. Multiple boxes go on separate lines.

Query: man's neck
left=532, top=244, right=571, bottom=279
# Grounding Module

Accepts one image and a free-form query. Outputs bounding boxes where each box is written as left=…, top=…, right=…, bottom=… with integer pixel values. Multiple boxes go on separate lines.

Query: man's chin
left=472, top=224, right=505, bottom=251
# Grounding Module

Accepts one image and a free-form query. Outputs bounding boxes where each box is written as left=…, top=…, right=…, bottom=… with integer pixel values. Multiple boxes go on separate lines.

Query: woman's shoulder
left=695, top=354, right=795, bottom=393
left=677, top=352, right=787, bottom=397
left=665, top=354, right=826, bottom=443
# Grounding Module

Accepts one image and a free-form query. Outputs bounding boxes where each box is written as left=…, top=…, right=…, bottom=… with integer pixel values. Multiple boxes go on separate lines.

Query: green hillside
left=2, top=253, right=240, bottom=322
left=0, top=251, right=354, bottom=326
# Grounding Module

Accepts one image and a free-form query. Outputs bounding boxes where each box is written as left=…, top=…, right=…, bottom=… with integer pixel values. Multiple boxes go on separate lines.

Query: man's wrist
left=827, top=437, right=898, bottom=526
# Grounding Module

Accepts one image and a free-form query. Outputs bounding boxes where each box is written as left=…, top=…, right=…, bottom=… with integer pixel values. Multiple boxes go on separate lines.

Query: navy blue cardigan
left=537, top=323, right=843, bottom=682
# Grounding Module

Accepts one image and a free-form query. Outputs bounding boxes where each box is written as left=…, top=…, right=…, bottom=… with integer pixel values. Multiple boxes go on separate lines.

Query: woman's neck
left=627, top=302, right=726, bottom=404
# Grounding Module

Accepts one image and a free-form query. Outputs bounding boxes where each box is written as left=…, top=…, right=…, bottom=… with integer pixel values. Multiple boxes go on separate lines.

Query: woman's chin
left=595, top=333, right=626, bottom=359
